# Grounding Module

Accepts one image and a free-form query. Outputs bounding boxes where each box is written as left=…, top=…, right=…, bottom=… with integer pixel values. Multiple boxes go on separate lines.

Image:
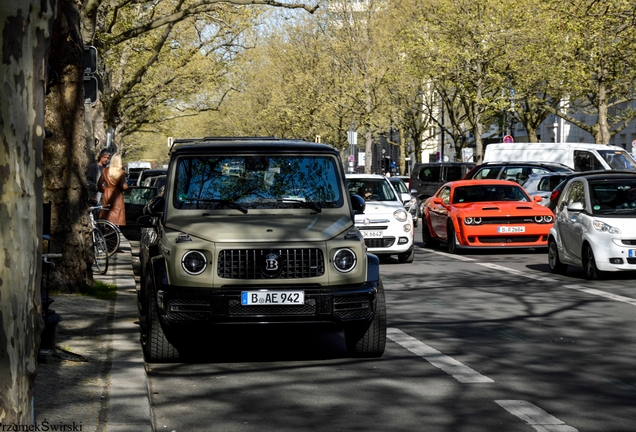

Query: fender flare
left=366, top=253, right=380, bottom=286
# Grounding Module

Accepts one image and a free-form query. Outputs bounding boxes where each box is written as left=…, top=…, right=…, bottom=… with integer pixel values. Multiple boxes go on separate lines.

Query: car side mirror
left=400, top=192, right=411, bottom=203
left=136, top=215, right=154, bottom=227
left=533, top=195, right=543, bottom=203
left=144, top=195, right=165, bottom=216
left=566, top=201, right=584, bottom=212
left=433, top=197, right=444, bottom=205
left=350, top=194, right=366, bottom=214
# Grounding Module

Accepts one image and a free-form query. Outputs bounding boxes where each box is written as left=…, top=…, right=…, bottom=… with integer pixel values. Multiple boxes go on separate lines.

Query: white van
left=483, top=142, right=636, bottom=171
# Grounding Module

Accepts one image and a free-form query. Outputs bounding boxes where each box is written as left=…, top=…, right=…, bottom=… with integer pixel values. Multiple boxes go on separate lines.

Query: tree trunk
left=44, top=0, right=95, bottom=292
left=0, top=0, right=56, bottom=423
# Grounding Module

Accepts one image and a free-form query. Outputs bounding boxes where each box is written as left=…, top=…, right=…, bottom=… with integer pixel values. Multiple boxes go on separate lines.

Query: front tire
left=345, top=279, right=387, bottom=358
left=96, top=220, right=121, bottom=257
left=143, top=274, right=180, bottom=362
left=92, top=228, right=109, bottom=275
left=447, top=223, right=459, bottom=254
left=548, top=238, right=567, bottom=274
left=583, top=244, right=603, bottom=280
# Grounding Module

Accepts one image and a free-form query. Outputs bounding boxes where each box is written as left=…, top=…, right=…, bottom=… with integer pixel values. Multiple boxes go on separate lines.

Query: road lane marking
left=387, top=328, right=494, bottom=383
left=419, top=248, right=476, bottom=261
left=495, top=400, right=578, bottom=431
left=564, top=284, right=636, bottom=307
left=478, top=262, right=558, bottom=282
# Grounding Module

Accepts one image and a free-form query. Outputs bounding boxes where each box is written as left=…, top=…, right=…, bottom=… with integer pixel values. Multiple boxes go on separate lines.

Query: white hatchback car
left=346, top=174, right=415, bottom=263
left=548, top=171, right=636, bottom=279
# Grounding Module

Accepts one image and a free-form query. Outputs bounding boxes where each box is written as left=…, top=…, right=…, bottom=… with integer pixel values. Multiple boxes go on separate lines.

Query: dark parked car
left=136, top=168, right=167, bottom=186
left=463, top=161, right=572, bottom=185
left=121, top=186, right=159, bottom=241
left=410, top=162, right=475, bottom=214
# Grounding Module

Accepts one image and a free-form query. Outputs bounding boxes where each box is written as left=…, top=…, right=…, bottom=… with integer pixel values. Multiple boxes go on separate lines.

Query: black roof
left=169, top=137, right=338, bottom=156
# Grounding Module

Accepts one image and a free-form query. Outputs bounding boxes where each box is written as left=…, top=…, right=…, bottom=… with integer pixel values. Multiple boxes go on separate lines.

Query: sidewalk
left=34, top=238, right=153, bottom=432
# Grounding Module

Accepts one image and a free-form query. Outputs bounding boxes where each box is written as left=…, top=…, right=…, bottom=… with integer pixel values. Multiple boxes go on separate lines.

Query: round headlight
left=182, top=250, right=207, bottom=275
left=534, top=216, right=544, bottom=223
left=543, top=215, right=553, bottom=223
left=394, top=209, right=408, bottom=222
left=333, top=248, right=357, bottom=273
left=465, top=217, right=474, bottom=225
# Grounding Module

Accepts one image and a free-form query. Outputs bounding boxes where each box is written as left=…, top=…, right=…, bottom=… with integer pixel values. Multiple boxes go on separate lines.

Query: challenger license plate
left=241, top=290, right=304, bottom=306
left=498, top=226, right=526, bottom=233
left=362, top=230, right=383, bottom=238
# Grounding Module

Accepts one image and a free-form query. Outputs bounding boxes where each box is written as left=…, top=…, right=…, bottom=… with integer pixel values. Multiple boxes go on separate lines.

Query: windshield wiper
left=182, top=197, right=248, bottom=214
left=277, top=198, right=322, bottom=213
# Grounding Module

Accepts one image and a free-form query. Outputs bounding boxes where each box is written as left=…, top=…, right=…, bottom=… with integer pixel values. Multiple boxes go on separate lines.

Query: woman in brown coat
left=97, top=154, right=129, bottom=225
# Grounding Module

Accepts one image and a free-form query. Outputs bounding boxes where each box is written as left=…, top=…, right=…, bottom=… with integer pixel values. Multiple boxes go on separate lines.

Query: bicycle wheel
left=92, top=228, right=109, bottom=275
left=96, top=220, right=121, bottom=257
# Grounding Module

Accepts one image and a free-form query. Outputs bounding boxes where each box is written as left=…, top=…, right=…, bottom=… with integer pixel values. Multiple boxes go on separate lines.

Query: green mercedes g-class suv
left=137, top=137, right=386, bottom=361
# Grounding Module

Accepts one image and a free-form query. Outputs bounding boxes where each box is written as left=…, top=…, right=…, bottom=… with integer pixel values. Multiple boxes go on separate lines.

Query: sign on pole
left=503, top=135, right=514, bottom=143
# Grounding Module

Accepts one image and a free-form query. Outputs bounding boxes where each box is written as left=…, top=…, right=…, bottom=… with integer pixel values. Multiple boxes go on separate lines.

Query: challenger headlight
left=464, top=217, right=482, bottom=225
left=181, top=250, right=207, bottom=275
left=394, top=208, right=408, bottom=222
left=592, top=220, right=621, bottom=234
left=534, top=215, right=554, bottom=223
left=333, top=248, right=357, bottom=273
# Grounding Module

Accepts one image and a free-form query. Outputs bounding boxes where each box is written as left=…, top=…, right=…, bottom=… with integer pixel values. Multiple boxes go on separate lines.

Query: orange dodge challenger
left=421, top=180, right=554, bottom=253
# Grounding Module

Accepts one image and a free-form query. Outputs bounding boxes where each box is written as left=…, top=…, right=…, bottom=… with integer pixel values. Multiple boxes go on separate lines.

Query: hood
left=165, top=213, right=354, bottom=243
left=455, top=201, right=551, bottom=215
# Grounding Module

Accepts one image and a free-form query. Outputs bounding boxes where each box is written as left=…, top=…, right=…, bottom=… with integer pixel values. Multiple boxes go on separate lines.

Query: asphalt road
left=143, top=235, right=636, bottom=432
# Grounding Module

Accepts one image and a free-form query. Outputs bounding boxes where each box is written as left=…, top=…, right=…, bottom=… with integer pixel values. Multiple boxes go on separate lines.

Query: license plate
left=498, top=226, right=526, bottom=233
left=629, top=250, right=635, bottom=258
left=241, top=290, right=304, bottom=306
left=362, top=230, right=383, bottom=238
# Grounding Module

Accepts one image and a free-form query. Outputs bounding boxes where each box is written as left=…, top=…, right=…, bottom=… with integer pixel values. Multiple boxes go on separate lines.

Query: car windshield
left=597, top=150, right=636, bottom=170
left=390, top=179, right=408, bottom=194
left=589, top=179, right=636, bottom=214
left=172, top=155, right=343, bottom=211
left=452, top=184, right=530, bottom=203
left=348, top=178, right=397, bottom=201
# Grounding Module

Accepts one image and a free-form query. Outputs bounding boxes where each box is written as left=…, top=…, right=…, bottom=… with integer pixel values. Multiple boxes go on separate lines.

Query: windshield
left=390, top=179, right=408, bottom=194
left=172, top=155, right=343, bottom=211
left=347, top=178, right=398, bottom=201
left=452, top=184, right=530, bottom=204
left=590, top=179, right=636, bottom=214
left=598, top=150, right=636, bottom=170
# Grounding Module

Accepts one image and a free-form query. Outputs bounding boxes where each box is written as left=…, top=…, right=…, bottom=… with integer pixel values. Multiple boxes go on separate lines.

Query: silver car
left=388, top=176, right=420, bottom=227
left=521, top=173, right=570, bottom=206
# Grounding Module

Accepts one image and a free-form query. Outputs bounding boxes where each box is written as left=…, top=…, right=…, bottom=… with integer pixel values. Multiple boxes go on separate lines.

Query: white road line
left=478, top=262, right=558, bottom=283
left=387, top=328, right=494, bottom=383
left=420, top=248, right=476, bottom=262
left=495, top=400, right=578, bottom=432
left=564, top=284, right=636, bottom=307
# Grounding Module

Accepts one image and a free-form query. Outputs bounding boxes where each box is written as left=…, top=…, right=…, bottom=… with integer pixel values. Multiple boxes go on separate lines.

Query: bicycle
left=88, top=205, right=110, bottom=274
left=91, top=204, right=121, bottom=257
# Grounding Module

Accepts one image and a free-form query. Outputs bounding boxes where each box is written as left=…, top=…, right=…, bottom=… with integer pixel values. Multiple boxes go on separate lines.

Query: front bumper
left=590, top=237, right=636, bottom=272
left=155, top=283, right=378, bottom=329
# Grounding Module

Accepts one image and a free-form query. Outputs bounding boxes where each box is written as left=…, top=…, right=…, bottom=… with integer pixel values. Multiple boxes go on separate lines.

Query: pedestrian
left=86, top=149, right=111, bottom=205
left=97, top=154, right=129, bottom=226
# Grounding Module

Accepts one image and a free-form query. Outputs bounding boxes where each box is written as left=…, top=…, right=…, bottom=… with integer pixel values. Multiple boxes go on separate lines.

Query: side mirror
left=533, top=195, right=543, bottom=203
left=567, top=201, right=584, bottom=212
left=400, top=192, right=411, bottom=203
left=144, top=196, right=165, bottom=216
left=433, top=197, right=444, bottom=205
left=136, top=215, right=154, bottom=228
left=350, top=194, right=366, bottom=214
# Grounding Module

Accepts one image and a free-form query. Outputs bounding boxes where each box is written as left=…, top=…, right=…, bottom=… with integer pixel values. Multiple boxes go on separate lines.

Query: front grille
left=479, top=217, right=540, bottom=224
left=478, top=236, right=541, bottom=244
left=218, top=248, right=324, bottom=279
left=627, top=258, right=636, bottom=265
left=228, top=298, right=316, bottom=316
left=622, top=240, right=636, bottom=246
left=364, top=237, right=396, bottom=248
left=358, top=225, right=389, bottom=231
left=165, top=298, right=211, bottom=321
left=333, top=294, right=372, bottom=319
